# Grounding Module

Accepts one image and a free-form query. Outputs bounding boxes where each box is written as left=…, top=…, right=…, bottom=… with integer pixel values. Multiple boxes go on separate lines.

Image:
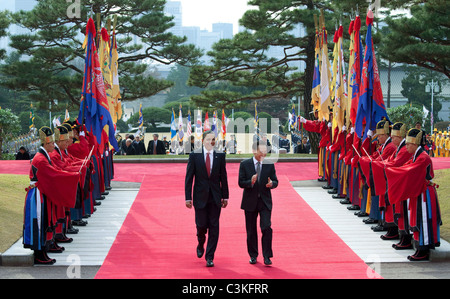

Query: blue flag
left=354, top=11, right=389, bottom=139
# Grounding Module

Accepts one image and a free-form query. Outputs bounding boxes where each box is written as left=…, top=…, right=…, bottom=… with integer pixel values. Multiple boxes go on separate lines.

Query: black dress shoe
left=363, top=218, right=377, bottom=224
left=206, top=259, right=214, bottom=267
left=322, top=185, right=333, bottom=189
left=105, top=186, right=112, bottom=190
left=66, top=227, right=79, bottom=234
left=249, top=257, right=257, bottom=264
left=102, top=191, right=109, bottom=196
left=264, top=257, right=272, bottom=266
left=355, top=211, right=369, bottom=217
left=94, top=200, right=101, bottom=206
left=327, top=189, right=338, bottom=194
left=197, top=245, right=204, bottom=258
left=371, top=224, right=386, bottom=232
left=347, top=205, right=360, bottom=210
left=338, top=198, right=350, bottom=203
left=72, top=219, right=88, bottom=226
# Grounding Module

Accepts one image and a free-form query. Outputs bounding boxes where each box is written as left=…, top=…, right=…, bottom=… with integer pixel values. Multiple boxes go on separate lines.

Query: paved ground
left=2, top=179, right=450, bottom=279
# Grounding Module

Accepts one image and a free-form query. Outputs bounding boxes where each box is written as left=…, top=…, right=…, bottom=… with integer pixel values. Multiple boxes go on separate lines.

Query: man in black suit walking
left=238, top=141, right=278, bottom=265
left=185, top=130, right=229, bottom=267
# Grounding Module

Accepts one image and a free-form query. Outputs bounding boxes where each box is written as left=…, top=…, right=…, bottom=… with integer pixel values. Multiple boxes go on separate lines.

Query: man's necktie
left=153, top=141, right=157, bottom=154
left=206, top=152, right=211, bottom=177
left=256, top=161, right=261, bottom=182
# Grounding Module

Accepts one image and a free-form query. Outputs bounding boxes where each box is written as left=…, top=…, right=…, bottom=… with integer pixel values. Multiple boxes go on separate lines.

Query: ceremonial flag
left=347, top=18, right=355, bottom=128
left=110, top=18, right=122, bottom=124
left=333, top=25, right=347, bottom=131
left=52, top=116, right=61, bottom=128
left=289, top=104, right=297, bottom=131
left=170, top=108, right=177, bottom=142
left=178, top=104, right=184, bottom=141
left=29, top=103, right=35, bottom=129
left=254, top=102, right=259, bottom=132
left=350, top=15, right=364, bottom=126
left=195, top=109, right=202, bottom=139
left=187, top=110, right=192, bottom=138
left=211, top=110, right=218, bottom=137
left=311, top=16, right=321, bottom=113
left=319, top=16, right=332, bottom=121
left=354, top=9, right=389, bottom=138
left=204, top=111, right=210, bottom=131
left=99, top=27, right=114, bottom=122
left=78, top=17, right=119, bottom=152
left=138, top=103, right=143, bottom=128
left=221, top=109, right=228, bottom=139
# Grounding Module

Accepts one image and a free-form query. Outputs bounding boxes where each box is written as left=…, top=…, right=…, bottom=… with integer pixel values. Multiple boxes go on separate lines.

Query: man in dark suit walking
left=185, top=130, right=229, bottom=267
left=147, top=134, right=166, bottom=155
left=238, top=141, right=278, bottom=265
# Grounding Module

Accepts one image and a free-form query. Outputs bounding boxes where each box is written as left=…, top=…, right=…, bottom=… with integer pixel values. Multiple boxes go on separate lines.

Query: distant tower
left=164, top=1, right=183, bottom=37
left=212, top=23, right=233, bottom=39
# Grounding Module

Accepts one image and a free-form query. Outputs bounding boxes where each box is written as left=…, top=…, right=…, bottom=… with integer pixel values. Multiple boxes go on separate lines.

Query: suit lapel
left=211, top=151, right=219, bottom=175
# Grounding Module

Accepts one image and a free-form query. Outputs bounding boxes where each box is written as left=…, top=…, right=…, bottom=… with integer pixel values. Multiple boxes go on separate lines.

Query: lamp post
left=426, top=79, right=439, bottom=133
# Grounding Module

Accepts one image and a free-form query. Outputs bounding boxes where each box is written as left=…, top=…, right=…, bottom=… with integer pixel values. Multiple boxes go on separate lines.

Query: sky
left=176, top=0, right=255, bottom=34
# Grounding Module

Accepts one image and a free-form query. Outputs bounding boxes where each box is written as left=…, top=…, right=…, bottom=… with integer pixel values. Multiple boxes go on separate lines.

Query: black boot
left=408, top=249, right=429, bottom=261
left=34, top=250, right=55, bottom=265
left=380, top=227, right=399, bottom=240
left=392, top=234, right=413, bottom=250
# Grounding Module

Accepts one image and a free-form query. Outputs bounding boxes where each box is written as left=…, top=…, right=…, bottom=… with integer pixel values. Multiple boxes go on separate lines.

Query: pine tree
left=0, top=0, right=202, bottom=111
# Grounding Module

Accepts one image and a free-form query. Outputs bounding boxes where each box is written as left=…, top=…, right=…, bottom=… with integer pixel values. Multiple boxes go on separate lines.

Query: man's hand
left=185, top=200, right=192, bottom=209
left=251, top=174, right=257, bottom=185
left=221, top=199, right=228, bottom=208
left=266, top=177, right=273, bottom=188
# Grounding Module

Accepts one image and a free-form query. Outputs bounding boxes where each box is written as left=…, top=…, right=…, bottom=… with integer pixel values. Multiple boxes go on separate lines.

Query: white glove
left=328, top=122, right=332, bottom=128
left=80, top=131, right=85, bottom=136
left=367, top=130, right=373, bottom=137
left=300, top=116, right=307, bottom=124
left=350, top=127, right=354, bottom=134
left=342, top=125, right=347, bottom=131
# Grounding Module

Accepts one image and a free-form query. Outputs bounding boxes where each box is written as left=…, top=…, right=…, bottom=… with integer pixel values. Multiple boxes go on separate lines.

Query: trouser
left=244, top=198, right=273, bottom=259
left=369, top=195, right=381, bottom=220
left=195, top=196, right=221, bottom=261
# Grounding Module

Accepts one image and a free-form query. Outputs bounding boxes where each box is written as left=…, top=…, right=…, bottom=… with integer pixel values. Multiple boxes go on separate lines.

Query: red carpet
left=94, top=162, right=380, bottom=279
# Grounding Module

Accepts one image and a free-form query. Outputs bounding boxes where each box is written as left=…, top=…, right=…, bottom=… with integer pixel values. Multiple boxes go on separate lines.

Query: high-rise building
left=0, top=0, right=38, bottom=54
left=212, top=23, right=233, bottom=40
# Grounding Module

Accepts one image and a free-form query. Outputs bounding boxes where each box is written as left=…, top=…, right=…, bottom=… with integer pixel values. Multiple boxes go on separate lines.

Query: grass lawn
left=0, top=174, right=28, bottom=253
left=434, top=168, right=450, bottom=242
left=1, top=167, right=449, bottom=254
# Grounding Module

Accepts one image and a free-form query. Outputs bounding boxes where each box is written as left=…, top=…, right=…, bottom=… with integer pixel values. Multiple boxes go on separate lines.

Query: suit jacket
left=185, top=150, right=229, bottom=209
left=147, top=140, right=166, bottom=155
left=238, top=158, right=278, bottom=211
